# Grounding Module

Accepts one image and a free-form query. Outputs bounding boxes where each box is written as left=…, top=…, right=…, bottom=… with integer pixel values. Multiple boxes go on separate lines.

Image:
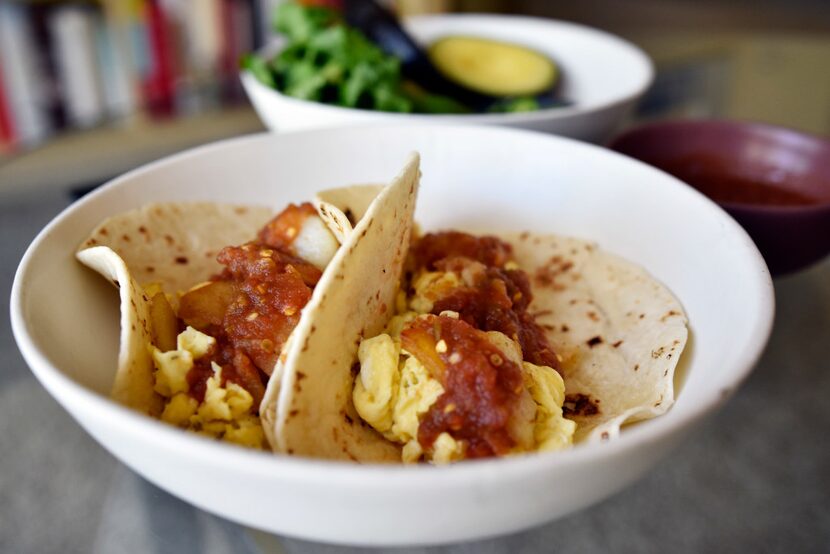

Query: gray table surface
left=2, top=188, right=828, bottom=554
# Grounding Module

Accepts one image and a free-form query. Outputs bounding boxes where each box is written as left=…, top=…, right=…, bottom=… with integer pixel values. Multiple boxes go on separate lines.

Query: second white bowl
left=242, top=14, right=654, bottom=143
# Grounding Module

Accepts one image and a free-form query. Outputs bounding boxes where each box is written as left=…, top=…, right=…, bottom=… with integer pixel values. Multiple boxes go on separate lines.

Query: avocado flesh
left=428, top=36, right=557, bottom=98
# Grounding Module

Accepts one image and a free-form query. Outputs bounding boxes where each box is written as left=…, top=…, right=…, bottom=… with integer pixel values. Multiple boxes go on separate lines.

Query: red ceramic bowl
left=610, top=120, right=830, bottom=275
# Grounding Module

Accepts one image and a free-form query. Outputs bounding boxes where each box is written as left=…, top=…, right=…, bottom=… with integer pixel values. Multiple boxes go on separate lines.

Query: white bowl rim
left=10, top=124, right=773, bottom=490
left=241, top=13, right=655, bottom=123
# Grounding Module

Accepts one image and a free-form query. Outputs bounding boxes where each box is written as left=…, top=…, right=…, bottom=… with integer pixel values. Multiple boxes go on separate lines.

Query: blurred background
left=1, top=0, right=828, bottom=196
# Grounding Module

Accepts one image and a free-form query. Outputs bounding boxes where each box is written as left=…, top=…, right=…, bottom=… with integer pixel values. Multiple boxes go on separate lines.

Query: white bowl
left=241, top=14, right=654, bottom=143
left=11, top=124, right=773, bottom=546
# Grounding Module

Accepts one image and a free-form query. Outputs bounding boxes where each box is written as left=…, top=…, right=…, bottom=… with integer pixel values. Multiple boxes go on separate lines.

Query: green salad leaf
left=243, top=1, right=538, bottom=114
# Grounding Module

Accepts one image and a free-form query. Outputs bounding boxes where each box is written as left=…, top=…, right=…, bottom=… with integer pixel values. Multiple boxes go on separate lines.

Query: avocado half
left=428, top=36, right=558, bottom=97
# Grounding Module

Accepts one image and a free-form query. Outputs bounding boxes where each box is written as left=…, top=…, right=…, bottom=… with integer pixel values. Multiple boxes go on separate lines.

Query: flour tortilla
left=264, top=155, right=420, bottom=462
left=79, top=203, right=274, bottom=299
left=503, top=232, right=688, bottom=442
left=77, top=247, right=164, bottom=415
left=314, top=185, right=384, bottom=244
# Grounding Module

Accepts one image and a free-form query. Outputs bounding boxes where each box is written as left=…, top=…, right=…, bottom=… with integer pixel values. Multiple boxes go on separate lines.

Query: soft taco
left=76, top=155, right=420, bottom=452
left=345, top=230, right=688, bottom=463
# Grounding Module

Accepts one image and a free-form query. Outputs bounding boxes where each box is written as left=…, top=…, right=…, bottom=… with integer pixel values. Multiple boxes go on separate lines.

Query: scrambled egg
left=353, top=308, right=575, bottom=464
left=149, top=326, right=265, bottom=449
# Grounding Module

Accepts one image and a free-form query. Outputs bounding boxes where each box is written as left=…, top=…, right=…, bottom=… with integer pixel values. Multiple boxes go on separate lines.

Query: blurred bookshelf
left=0, top=0, right=277, bottom=194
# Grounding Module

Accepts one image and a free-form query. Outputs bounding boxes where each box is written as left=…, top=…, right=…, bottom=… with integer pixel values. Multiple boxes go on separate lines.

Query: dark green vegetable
left=243, top=1, right=538, bottom=114
left=488, top=97, right=541, bottom=113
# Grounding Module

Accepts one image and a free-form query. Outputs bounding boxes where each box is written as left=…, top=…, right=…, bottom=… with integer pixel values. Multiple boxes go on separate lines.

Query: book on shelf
left=0, top=0, right=282, bottom=155
left=49, top=5, right=106, bottom=128
left=0, top=61, right=16, bottom=152
left=0, top=2, right=52, bottom=148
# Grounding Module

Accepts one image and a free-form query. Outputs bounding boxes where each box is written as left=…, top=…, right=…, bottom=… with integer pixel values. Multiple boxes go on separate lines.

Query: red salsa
left=413, top=232, right=560, bottom=371
left=402, top=231, right=563, bottom=458
left=401, top=315, right=525, bottom=458
left=178, top=203, right=322, bottom=407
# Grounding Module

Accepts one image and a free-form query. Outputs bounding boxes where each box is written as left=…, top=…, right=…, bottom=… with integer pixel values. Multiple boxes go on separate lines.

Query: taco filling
left=145, top=203, right=337, bottom=448
left=353, top=232, right=576, bottom=463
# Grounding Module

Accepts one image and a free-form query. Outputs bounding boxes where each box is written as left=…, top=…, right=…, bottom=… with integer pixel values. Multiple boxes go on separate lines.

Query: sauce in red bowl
left=610, top=120, right=830, bottom=275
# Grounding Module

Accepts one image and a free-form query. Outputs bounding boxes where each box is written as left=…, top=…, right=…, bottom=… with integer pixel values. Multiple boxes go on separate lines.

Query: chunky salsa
left=411, top=232, right=561, bottom=371
left=401, top=232, right=563, bottom=459
left=401, top=314, right=527, bottom=458
left=177, top=203, right=322, bottom=407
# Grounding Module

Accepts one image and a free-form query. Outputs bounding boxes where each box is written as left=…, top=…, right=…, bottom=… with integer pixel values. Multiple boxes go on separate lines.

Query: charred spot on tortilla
left=563, top=394, right=600, bottom=417
left=121, top=234, right=131, bottom=242
left=586, top=336, right=603, bottom=348
left=652, top=346, right=666, bottom=358
left=343, top=208, right=356, bottom=226
left=174, top=256, right=188, bottom=265
left=612, top=340, right=623, bottom=348
left=661, top=310, right=681, bottom=321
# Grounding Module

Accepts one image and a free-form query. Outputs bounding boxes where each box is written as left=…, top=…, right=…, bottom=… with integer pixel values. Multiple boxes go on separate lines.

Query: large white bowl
left=241, top=14, right=654, bottom=143
left=11, top=124, right=773, bottom=546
